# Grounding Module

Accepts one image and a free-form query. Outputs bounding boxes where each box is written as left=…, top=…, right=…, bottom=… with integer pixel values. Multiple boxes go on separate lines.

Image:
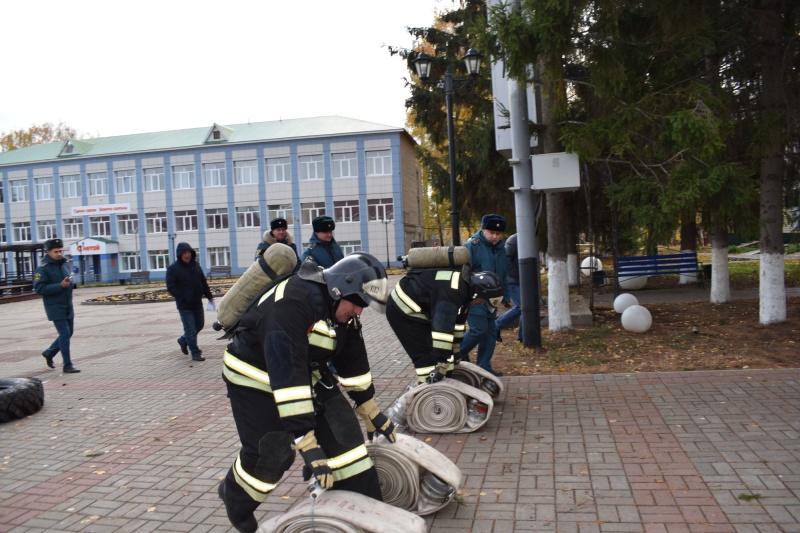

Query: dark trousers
left=386, top=298, right=439, bottom=380
left=44, top=317, right=75, bottom=369
left=178, top=307, right=204, bottom=356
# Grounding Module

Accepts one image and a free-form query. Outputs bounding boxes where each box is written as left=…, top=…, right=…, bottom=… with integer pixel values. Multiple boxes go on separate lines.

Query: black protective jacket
left=166, top=242, right=213, bottom=310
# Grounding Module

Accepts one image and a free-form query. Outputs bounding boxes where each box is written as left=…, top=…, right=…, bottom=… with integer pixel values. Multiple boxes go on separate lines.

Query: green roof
left=0, top=116, right=404, bottom=167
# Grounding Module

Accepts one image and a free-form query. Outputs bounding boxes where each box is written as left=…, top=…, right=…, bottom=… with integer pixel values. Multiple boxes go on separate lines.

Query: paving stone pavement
left=1, top=281, right=798, bottom=533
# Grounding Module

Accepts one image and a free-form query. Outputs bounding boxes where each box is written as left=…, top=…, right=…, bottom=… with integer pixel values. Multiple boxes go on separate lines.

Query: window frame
left=174, top=210, right=198, bottom=232
left=114, top=169, right=137, bottom=195
left=266, top=156, right=291, bottom=183
left=205, top=208, right=229, bottom=230
left=90, top=216, right=111, bottom=237
left=88, top=172, right=108, bottom=197
left=331, top=152, right=358, bottom=179
left=300, top=202, right=326, bottom=225
left=299, top=154, right=324, bottom=181
left=172, top=164, right=196, bottom=190
left=143, top=167, right=166, bottom=192
left=234, top=160, right=258, bottom=185
left=34, top=177, right=55, bottom=200
left=236, top=206, right=261, bottom=229
left=333, top=199, right=360, bottom=223
left=203, top=161, right=227, bottom=188
left=366, top=150, right=392, bottom=176
left=10, top=179, right=29, bottom=203
left=61, top=174, right=81, bottom=198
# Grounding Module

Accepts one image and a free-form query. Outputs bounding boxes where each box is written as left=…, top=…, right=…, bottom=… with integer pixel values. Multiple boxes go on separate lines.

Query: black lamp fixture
left=413, top=48, right=482, bottom=246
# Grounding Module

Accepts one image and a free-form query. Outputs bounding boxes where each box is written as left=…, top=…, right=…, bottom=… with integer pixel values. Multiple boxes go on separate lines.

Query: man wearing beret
left=34, top=238, right=81, bottom=373
left=459, top=214, right=510, bottom=377
left=301, top=215, right=344, bottom=268
left=255, top=217, right=301, bottom=269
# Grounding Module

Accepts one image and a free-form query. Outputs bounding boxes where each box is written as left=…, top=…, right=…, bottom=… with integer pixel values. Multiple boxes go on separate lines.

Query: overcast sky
left=1, top=0, right=451, bottom=139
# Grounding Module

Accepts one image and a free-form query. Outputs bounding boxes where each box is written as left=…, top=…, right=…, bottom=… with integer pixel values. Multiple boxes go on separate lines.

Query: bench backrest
left=130, top=271, right=150, bottom=278
left=616, top=253, right=700, bottom=276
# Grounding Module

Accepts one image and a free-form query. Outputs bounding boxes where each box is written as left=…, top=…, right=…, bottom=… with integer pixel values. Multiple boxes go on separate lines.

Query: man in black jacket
left=166, top=242, right=214, bottom=361
left=34, top=238, right=81, bottom=373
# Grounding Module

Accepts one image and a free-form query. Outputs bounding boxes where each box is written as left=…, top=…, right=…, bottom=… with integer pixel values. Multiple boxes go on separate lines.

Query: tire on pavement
left=0, top=378, right=45, bottom=423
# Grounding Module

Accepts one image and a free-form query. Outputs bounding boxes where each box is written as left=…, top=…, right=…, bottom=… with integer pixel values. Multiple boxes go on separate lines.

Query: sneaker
left=63, top=367, right=81, bottom=373
left=42, top=352, right=55, bottom=369
left=192, top=356, right=206, bottom=362
left=178, top=338, right=189, bottom=355
left=488, top=368, right=504, bottom=377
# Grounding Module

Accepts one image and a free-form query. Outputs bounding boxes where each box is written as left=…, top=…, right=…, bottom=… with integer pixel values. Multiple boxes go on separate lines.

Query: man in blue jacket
left=34, top=238, right=81, bottom=373
left=459, top=214, right=510, bottom=376
left=301, top=215, right=344, bottom=267
left=166, top=242, right=214, bottom=361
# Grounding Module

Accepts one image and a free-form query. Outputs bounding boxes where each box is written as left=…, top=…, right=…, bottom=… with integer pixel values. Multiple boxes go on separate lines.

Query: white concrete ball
left=580, top=256, right=603, bottom=276
left=619, top=275, right=648, bottom=290
left=613, top=293, right=639, bottom=314
left=621, top=305, right=652, bottom=333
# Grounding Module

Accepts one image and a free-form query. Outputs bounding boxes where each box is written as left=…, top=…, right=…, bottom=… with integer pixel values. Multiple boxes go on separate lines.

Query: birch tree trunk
left=710, top=220, right=731, bottom=304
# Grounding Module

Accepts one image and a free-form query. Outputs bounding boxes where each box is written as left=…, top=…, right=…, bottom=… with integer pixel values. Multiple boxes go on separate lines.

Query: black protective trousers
left=219, top=380, right=382, bottom=527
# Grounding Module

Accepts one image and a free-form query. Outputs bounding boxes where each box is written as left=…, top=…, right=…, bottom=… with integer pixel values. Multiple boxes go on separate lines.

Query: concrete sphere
left=619, top=275, right=648, bottom=290
left=621, top=305, right=652, bottom=333
left=580, top=256, right=603, bottom=277
left=613, top=293, right=639, bottom=314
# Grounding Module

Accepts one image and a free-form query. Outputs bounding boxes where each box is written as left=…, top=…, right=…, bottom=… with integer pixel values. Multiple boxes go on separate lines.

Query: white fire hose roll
left=215, top=243, right=297, bottom=331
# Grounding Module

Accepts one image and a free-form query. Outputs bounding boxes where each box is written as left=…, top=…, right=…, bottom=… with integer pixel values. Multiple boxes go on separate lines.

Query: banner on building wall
left=69, top=238, right=119, bottom=256
left=70, top=203, right=131, bottom=216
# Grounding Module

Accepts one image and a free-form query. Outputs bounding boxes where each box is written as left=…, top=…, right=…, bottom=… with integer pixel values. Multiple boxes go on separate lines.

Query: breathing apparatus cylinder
left=213, top=243, right=297, bottom=331
left=400, top=246, right=470, bottom=269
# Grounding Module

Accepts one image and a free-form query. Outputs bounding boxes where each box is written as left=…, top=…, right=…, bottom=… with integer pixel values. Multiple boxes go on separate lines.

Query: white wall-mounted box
left=531, top=152, right=580, bottom=192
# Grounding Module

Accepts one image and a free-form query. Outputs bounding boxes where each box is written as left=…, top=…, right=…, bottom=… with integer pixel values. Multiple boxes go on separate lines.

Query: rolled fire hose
left=449, top=361, right=504, bottom=399
left=406, top=386, right=467, bottom=433
left=366, top=443, right=420, bottom=511
left=257, top=488, right=426, bottom=533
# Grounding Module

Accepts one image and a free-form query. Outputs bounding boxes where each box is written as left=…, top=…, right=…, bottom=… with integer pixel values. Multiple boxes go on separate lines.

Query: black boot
left=496, top=329, right=503, bottom=343
left=218, top=478, right=258, bottom=533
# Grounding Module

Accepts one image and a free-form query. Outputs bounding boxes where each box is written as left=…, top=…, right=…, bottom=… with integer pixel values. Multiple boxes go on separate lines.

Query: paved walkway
left=0, top=282, right=798, bottom=532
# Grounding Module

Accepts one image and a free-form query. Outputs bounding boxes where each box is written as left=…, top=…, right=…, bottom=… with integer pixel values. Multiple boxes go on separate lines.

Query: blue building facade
left=0, top=117, right=422, bottom=282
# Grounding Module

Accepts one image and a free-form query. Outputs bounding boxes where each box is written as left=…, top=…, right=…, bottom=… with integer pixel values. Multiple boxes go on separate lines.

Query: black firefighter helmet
left=469, top=271, right=504, bottom=309
left=322, top=252, right=389, bottom=310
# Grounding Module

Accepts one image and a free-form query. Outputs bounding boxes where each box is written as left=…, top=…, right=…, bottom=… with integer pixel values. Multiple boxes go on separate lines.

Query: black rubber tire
left=0, top=377, right=45, bottom=423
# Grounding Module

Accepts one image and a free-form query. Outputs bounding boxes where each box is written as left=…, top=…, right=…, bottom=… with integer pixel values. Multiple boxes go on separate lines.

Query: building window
left=90, top=216, right=111, bottom=237
left=206, top=208, right=229, bottom=230
left=332, top=152, right=357, bottom=178
left=175, top=210, right=198, bottom=232
left=145, top=212, right=168, bottom=234
left=234, top=160, right=258, bottom=185
left=120, top=252, right=141, bottom=272
left=143, top=167, right=165, bottom=192
left=203, top=161, right=227, bottom=187
left=118, top=214, right=139, bottom=235
left=366, top=150, right=391, bottom=176
left=299, top=154, right=324, bottom=181
left=172, top=164, right=195, bottom=190
left=34, top=177, right=55, bottom=200
left=63, top=218, right=83, bottom=239
left=0, top=181, right=3, bottom=203
left=301, top=202, right=326, bottom=225
left=88, top=172, right=108, bottom=196
left=268, top=204, right=294, bottom=224
left=61, top=174, right=81, bottom=198
left=208, top=247, right=231, bottom=267
left=10, top=180, right=28, bottom=202
left=338, top=241, right=362, bottom=256
left=368, top=198, right=394, bottom=221
left=115, top=169, right=137, bottom=194
left=334, top=199, right=360, bottom=223
left=13, top=222, right=32, bottom=242
left=236, top=206, right=260, bottom=228
left=266, top=157, right=291, bottom=183
left=0, top=224, right=5, bottom=244
left=148, top=250, right=170, bottom=270
left=37, top=220, right=57, bottom=240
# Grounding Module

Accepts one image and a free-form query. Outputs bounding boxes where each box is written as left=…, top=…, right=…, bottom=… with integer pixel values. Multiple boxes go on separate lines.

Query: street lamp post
left=414, top=48, right=481, bottom=246
left=383, top=218, right=391, bottom=269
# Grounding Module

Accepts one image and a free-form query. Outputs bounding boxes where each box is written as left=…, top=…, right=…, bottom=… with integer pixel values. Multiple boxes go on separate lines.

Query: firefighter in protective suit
left=217, top=252, right=396, bottom=533
left=386, top=268, right=504, bottom=384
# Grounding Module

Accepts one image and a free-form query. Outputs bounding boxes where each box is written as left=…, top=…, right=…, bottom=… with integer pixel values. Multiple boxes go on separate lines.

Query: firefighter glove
left=294, top=431, right=334, bottom=489
left=426, top=362, right=449, bottom=384
left=355, top=399, right=397, bottom=443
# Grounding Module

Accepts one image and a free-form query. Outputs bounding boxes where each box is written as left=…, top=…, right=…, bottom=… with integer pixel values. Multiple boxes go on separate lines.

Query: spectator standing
left=301, top=215, right=344, bottom=267
left=255, top=217, right=301, bottom=270
left=459, top=214, right=510, bottom=376
left=217, top=253, right=394, bottom=533
left=495, top=233, right=522, bottom=342
left=166, top=242, right=214, bottom=362
left=34, top=238, right=81, bottom=373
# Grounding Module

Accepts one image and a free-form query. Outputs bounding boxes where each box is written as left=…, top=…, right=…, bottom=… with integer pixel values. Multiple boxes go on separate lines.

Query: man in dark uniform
left=34, top=238, right=81, bottom=373
left=300, top=215, right=344, bottom=267
left=217, top=252, right=395, bottom=533
left=255, top=217, right=300, bottom=270
left=386, top=268, right=504, bottom=384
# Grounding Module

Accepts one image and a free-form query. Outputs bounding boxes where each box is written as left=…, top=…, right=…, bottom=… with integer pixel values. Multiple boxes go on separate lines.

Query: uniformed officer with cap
left=34, top=238, right=81, bottom=373
left=255, top=217, right=301, bottom=270
left=459, top=214, right=510, bottom=376
left=301, top=215, right=344, bottom=267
